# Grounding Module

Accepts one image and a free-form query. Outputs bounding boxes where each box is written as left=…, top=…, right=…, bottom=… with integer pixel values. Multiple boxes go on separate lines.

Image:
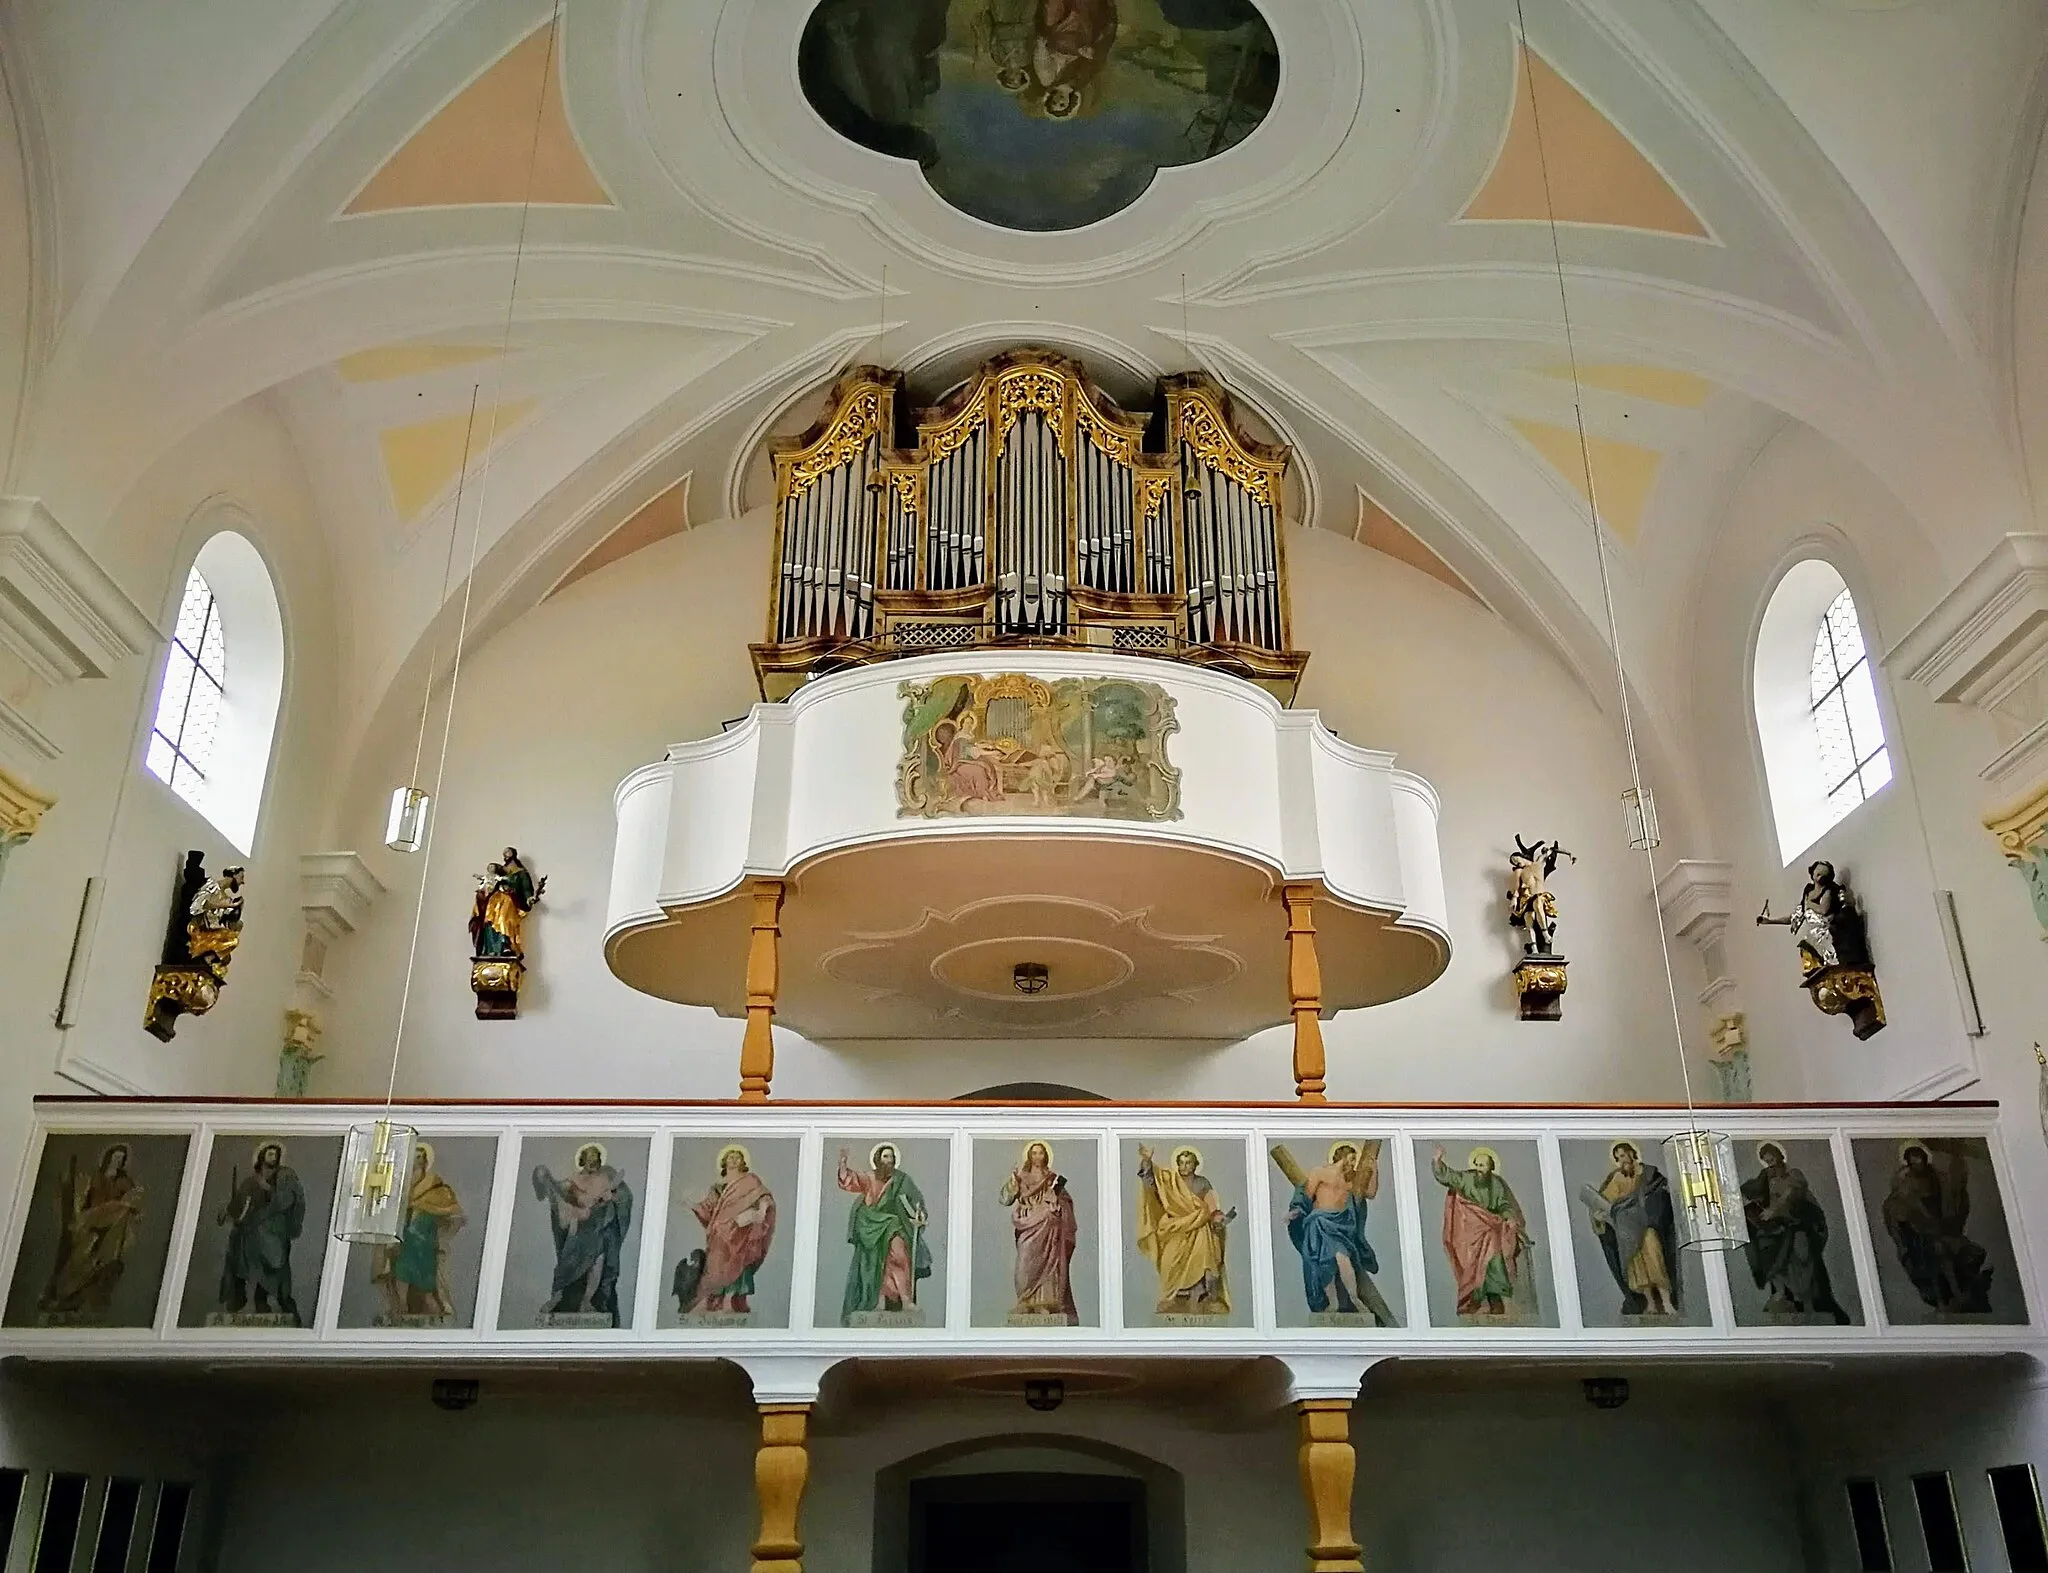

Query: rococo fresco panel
left=797, top=0, right=1281, bottom=232
left=898, top=673, right=1181, bottom=821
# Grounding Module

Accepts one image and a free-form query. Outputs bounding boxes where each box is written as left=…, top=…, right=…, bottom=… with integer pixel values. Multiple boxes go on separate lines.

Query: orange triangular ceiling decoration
left=1353, top=493, right=1484, bottom=606
left=551, top=477, right=693, bottom=597
left=346, top=26, right=611, bottom=214
left=337, top=344, right=502, bottom=383
left=1509, top=418, right=1663, bottom=542
left=378, top=400, right=539, bottom=522
left=1464, top=45, right=1708, bottom=238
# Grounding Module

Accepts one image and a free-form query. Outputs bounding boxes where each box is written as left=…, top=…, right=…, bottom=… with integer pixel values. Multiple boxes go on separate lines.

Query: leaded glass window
left=145, top=567, right=227, bottom=812
left=1808, top=588, right=1891, bottom=827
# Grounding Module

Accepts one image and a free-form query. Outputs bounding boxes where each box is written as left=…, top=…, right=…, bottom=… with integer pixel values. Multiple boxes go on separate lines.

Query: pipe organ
left=753, top=349, right=1309, bottom=701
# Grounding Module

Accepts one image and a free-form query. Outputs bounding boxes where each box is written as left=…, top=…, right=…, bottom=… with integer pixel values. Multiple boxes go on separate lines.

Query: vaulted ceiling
left=2, top=0, right=2043, bottom=824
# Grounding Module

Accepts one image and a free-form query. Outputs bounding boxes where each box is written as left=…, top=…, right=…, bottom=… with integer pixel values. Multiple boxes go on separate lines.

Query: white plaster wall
left=1787, top=1363, right=2048, bottom=1573
left=197, top=1375, right=1813, bottom=1573
left=1682, top=420, right=2048, bottom=1318
left=308, top=512, right=1694, bottom=1104
left=0, top=398, right=341, bottom=1177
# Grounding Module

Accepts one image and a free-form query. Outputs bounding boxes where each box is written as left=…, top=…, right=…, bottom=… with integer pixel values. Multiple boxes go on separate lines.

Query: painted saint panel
left=5, top=1134, right=190, bottom=1329
left=1413, top=1138, right=1555, bottom=1328
left=1727, top=1137, right=1862, bottom=1328
left=1560, top=1137, right=1711, bottom=1330
left=971, top=1137, right=1098, bottom=1328
left=817, top=1136, right=950, bottom=1329
left=178, top=1132, right=341, bottom=1330
left=1264, top=1136, right=1404, bottom=1329
left=659, top=1136, right=800, bottom=1331
left=1852, top=1136, right=2027, bottom=1326
left=1119, top=1136, right=1250, bottom=1328
left=797, top=0, right=1281, bottom=233
left=897, top=674, right=1181, bottom=822
left=497, top=1135, right=648, bottom=1330
left=336, top=1135, right=497, bottom=1331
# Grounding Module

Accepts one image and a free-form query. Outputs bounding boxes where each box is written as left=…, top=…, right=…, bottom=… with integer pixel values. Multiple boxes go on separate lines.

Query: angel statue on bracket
left=469, top=847, right=545, bottom=1021
left=1506, top=836, right=1575, bottom=1021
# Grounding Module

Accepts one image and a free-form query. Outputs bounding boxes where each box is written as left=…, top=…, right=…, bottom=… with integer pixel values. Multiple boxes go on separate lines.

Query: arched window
left=147, top=568, right=227, bottom=804
left=142, top=531, right=283, bottom=853
left=1755, top=560, right=1892, bottom=863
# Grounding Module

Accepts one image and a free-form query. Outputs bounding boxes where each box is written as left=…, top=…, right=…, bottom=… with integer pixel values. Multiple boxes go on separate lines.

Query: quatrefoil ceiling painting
left=797, top=0, right=1280, bottom=232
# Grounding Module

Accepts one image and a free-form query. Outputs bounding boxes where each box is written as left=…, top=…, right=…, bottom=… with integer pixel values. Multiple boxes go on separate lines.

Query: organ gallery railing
left=753, top=349, right=1309, bottom=701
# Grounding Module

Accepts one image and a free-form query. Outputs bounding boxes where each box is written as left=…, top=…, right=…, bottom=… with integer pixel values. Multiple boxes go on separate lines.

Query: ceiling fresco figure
left=798, top=0, right=1279, bottom=230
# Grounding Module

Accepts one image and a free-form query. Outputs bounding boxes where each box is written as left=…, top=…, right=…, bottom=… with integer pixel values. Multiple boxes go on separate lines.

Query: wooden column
left=751, top=1403, right=812, bottom=1573
left=1283, top=882, right=1326, bottom=1102
left=737, top=879, right=786, bottom=1101
left=1296, top=1399, right=1364, bottom=1573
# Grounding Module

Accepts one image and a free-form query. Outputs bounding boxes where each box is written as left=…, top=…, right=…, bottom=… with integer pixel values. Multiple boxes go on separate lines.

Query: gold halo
left=414, top=1141, right=436, bottom=1169
left=574, top=1140, right=608, bottom=1168
left=1755, top=1141, right=1786, bottom=1166
left=1170, top=1145, right=1202, bottom=1169
left=716, top=1144, right=751, bottom=1174
left=1021, top=1139, right=1054, bottom=1167
left=251, top=1139, right=287, bottom=1166
left=1609, top=1139, right=1641, bottom=1161
left=869, top=1141, right=901, bottom=1169
left=1328, top=1141, right=1360, bottom=1164
left=1466, top=1146, right=1501, bottom=1172
left=1898, top=1138, right=1933, bottom=1164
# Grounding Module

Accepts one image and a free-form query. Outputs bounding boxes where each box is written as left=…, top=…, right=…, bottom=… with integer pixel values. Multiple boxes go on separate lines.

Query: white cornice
left=299, top=850, right=387, bottom=944
left=1888, top=534, right=2048, bottom=711
left=1654, top=859, right=1735, bottom=946
left=0, top=693, right=57, bottom=773
left=0, top=498, right=158, bottom=684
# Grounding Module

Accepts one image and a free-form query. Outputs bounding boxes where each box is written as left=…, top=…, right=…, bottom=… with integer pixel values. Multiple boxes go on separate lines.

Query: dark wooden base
left=1513, top=955, right=1568, bottom=1022
left=470, top=956, right=525, bottom=1021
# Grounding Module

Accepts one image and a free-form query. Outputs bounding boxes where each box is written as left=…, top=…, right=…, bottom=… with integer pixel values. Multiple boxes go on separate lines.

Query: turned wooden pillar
left=737, top=879, right=786, bottom=1102
left=1296, top=1399, right=1364, bottom=1572
left=751, top=1403, right=812, bottom=1573
left=1283, top=883, right=1327, bottom=1102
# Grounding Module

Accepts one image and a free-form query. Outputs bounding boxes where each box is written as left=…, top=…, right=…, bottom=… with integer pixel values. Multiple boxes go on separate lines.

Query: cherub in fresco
left=1070, top=755, right=1122, bottom=805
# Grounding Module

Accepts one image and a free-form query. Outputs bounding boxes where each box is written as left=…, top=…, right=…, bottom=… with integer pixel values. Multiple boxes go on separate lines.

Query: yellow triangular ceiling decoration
left=1509, top=418, right=1663, bottom=542
left=550, top=476, right=693, bottom=598
left=338, top=344, right=502, bottom=383
left=345, top=26, right=612, bottom=214
left=1353, top=493, right=1484, bottom=606
left=378, top=400, right=538, bottom=522
left=1537, top=362, right=1714, bottom=408
left=1464, top=46, right=1709, bottom=238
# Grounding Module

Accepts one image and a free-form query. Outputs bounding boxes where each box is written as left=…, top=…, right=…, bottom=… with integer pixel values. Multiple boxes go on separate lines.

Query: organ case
left=754, top=349, right=1308, bottom=701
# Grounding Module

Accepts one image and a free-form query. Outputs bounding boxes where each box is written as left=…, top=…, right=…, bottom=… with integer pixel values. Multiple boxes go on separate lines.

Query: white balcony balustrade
left=604, top=652, right=1451, bottom=1047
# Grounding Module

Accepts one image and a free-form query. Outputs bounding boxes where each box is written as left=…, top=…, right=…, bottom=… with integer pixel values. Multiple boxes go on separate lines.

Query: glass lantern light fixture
left=1662, top=1127, right=1746, bottom=1252
left=385, top=785, right=432, bottom=853
left=332, top=1118, right=418, bottom=1245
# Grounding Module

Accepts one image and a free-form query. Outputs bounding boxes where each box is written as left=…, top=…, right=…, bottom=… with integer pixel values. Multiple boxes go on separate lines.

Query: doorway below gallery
left=909, top=1473, right=1145, bottom=1573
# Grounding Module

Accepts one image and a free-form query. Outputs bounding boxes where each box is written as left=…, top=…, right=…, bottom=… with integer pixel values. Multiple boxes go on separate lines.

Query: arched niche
left=871, top=1431, right=1186, bottom=1573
